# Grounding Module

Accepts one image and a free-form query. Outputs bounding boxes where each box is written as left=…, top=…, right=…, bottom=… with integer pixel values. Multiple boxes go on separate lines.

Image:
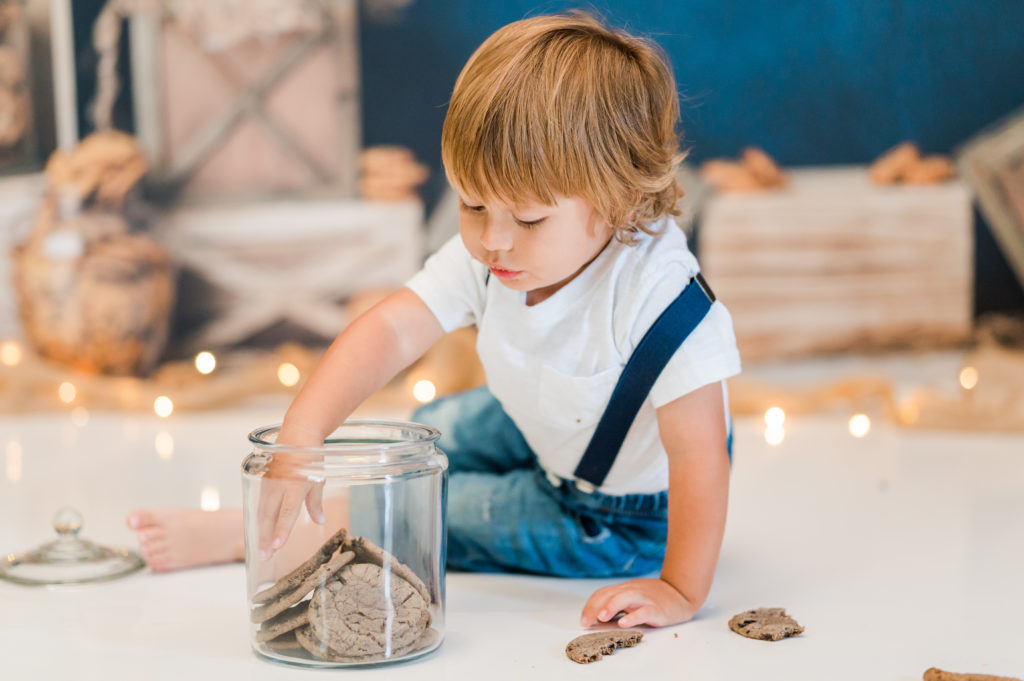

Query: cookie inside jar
left=251, top=529, right=439, bottom=664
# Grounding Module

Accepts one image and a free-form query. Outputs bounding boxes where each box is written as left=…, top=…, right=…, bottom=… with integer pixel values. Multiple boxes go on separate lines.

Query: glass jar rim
left=248, top=419, right=441, bottom=457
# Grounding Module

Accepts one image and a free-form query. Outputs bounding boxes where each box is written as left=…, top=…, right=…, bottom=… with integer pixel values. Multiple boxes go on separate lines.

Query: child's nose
left=479, top=217, right=513, bottom=252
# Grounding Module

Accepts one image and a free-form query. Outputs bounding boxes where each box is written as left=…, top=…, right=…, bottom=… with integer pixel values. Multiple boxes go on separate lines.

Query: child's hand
left=257, top=450, right=327, bottom=559
left=579, top=578, right=698, bottom=628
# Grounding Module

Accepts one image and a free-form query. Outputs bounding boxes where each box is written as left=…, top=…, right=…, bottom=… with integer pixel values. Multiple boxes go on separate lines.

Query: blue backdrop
left=359, top=1, right=1024, bottom=313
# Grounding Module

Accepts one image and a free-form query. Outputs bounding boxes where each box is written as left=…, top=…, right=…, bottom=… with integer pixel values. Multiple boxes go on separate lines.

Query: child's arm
left=259, top=288, right=445, bottom=556
left=579, top=381, right=730, bottom=628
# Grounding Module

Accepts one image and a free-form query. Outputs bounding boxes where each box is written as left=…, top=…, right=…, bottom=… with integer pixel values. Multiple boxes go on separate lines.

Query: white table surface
left=1, top=391, right=1023, bottom=680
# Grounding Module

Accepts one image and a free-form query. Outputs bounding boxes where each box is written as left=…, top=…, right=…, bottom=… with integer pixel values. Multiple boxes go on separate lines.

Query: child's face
left=457, top=192, right=614, bottom=305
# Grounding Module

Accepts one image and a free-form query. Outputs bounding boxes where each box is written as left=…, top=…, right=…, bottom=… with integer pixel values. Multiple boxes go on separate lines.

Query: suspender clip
left=574, top=480, right=596, bottom=494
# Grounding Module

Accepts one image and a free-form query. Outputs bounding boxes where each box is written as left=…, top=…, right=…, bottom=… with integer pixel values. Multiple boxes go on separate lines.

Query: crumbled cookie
left=565, top=631, right=644, bottom=664
left=308, top=563, right=430, bottom=658
left=923, top=668, right=1022, bottom=681
left=255, top=601, right=310, bottom=643
left=728, top=607, right=804, bottom=641
left=250, top=550, right=354, bottom=624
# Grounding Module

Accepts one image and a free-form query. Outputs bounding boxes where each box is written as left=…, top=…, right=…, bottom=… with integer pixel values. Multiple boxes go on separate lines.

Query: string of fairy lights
left=1, top=339, right=446, bottom=512
left=2, top=336, right=988, bottom=483
left=760, top=363, right=982, bottom=445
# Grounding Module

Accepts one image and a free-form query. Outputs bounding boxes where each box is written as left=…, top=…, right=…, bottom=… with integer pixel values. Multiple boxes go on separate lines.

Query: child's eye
left=514, top=217, right=545, bottom=228
left=460, top=202, right=486, bottom=214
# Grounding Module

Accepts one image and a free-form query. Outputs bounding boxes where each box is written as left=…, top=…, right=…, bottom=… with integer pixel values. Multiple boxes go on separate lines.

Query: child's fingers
left=271, top=485, right=308, bottom=551
left=618, top=605, right=659, bottom=628
left=305, top=480, right=326, bottom=524
left=579, top=585, right=620, bottom=626
left=595, top=589, right=650, bottom=624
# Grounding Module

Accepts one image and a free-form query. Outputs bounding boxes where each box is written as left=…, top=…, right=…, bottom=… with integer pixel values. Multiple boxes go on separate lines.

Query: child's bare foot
left=126, top=508, right=245, bottom=572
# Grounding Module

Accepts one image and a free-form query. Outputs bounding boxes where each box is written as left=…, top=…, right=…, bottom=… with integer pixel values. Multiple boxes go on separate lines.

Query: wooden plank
left=129, top=9, right=165, bottom=169
left=699, top=166, right=973, bottom=360
left=330, top=0, right=360, bottom=198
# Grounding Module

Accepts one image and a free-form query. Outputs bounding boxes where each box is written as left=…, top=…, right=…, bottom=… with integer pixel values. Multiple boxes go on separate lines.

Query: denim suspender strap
left=571, top=273, right=717, bottom=489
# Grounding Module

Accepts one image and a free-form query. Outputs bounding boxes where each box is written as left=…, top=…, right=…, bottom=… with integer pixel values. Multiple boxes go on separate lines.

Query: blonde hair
left=441, top=11, right=685, bottom=242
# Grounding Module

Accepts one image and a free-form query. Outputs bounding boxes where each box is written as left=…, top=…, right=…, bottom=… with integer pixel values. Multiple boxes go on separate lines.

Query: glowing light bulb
left=195, top=351, right=216, bottom=375
left=958, top=366, right=978, bottom=391
left=1, top=341, right=22, bottom=366
left=764, top=424, right=785, bottom=446
left=71, top=407, right=89, bottom=427
left=849, top=414, right=871, bottom=438
left=58, top=381, right=77, bottom=404
left=154, top=396, right=174, bottom=418
left=155, top=431, right=174, bottom=460
left=413, top=379, right=437, bottom=403
left=277, top=362, right=300, bottom=387
left=764, top=406, right=786, bottom=428
left=200, top=486, right=221, bottom=511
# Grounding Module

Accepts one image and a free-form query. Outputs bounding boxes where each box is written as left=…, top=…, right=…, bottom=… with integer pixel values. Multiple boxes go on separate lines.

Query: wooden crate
left=155, top=198, right=423, bottom=351
left=699, top=166, right=973, bottom=361
left=128, top=0, right=360, bottom=201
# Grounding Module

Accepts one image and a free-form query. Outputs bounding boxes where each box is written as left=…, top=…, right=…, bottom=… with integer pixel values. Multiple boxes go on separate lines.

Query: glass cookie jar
left=242, top=421, right=448, bottom=667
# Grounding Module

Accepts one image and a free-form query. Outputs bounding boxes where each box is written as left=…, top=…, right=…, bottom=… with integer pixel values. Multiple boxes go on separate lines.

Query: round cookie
left=728, top=607, right=804, bottom=641
left=308, top=563, right=430, bottom=659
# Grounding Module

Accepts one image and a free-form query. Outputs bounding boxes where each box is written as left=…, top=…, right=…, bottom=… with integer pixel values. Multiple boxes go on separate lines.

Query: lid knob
left=53, top=507, right=83, bottom=537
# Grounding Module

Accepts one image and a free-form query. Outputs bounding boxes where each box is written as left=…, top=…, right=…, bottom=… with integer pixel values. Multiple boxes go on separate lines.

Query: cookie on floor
left=728, top=607, right=804, bottom=641
left=565, top=630, right=643, bottom=664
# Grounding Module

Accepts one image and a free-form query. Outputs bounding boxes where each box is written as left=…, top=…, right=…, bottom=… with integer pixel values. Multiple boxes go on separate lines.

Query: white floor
left=1, top=357, right=1023, bottom=680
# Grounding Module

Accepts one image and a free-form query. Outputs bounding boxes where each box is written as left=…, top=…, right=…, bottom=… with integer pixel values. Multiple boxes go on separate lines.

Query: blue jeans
left=412, top=386, right=673, bottom=578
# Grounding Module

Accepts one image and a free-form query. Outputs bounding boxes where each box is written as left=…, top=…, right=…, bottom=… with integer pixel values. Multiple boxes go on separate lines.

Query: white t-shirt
left=405, top=217, right=741, bottom=494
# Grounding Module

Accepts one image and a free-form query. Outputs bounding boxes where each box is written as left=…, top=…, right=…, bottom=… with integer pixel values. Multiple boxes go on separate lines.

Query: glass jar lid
left=0, top=507, right=145, bottom=586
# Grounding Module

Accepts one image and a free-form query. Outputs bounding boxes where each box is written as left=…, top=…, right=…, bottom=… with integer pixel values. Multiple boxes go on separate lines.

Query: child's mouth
left=489, top=265, right=522, bottom=280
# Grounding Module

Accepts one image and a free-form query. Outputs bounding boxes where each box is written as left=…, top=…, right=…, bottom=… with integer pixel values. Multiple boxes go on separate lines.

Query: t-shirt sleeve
left=623, top=261, right=742, bottom=409
left=404, top=235, right=486, bottom=332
